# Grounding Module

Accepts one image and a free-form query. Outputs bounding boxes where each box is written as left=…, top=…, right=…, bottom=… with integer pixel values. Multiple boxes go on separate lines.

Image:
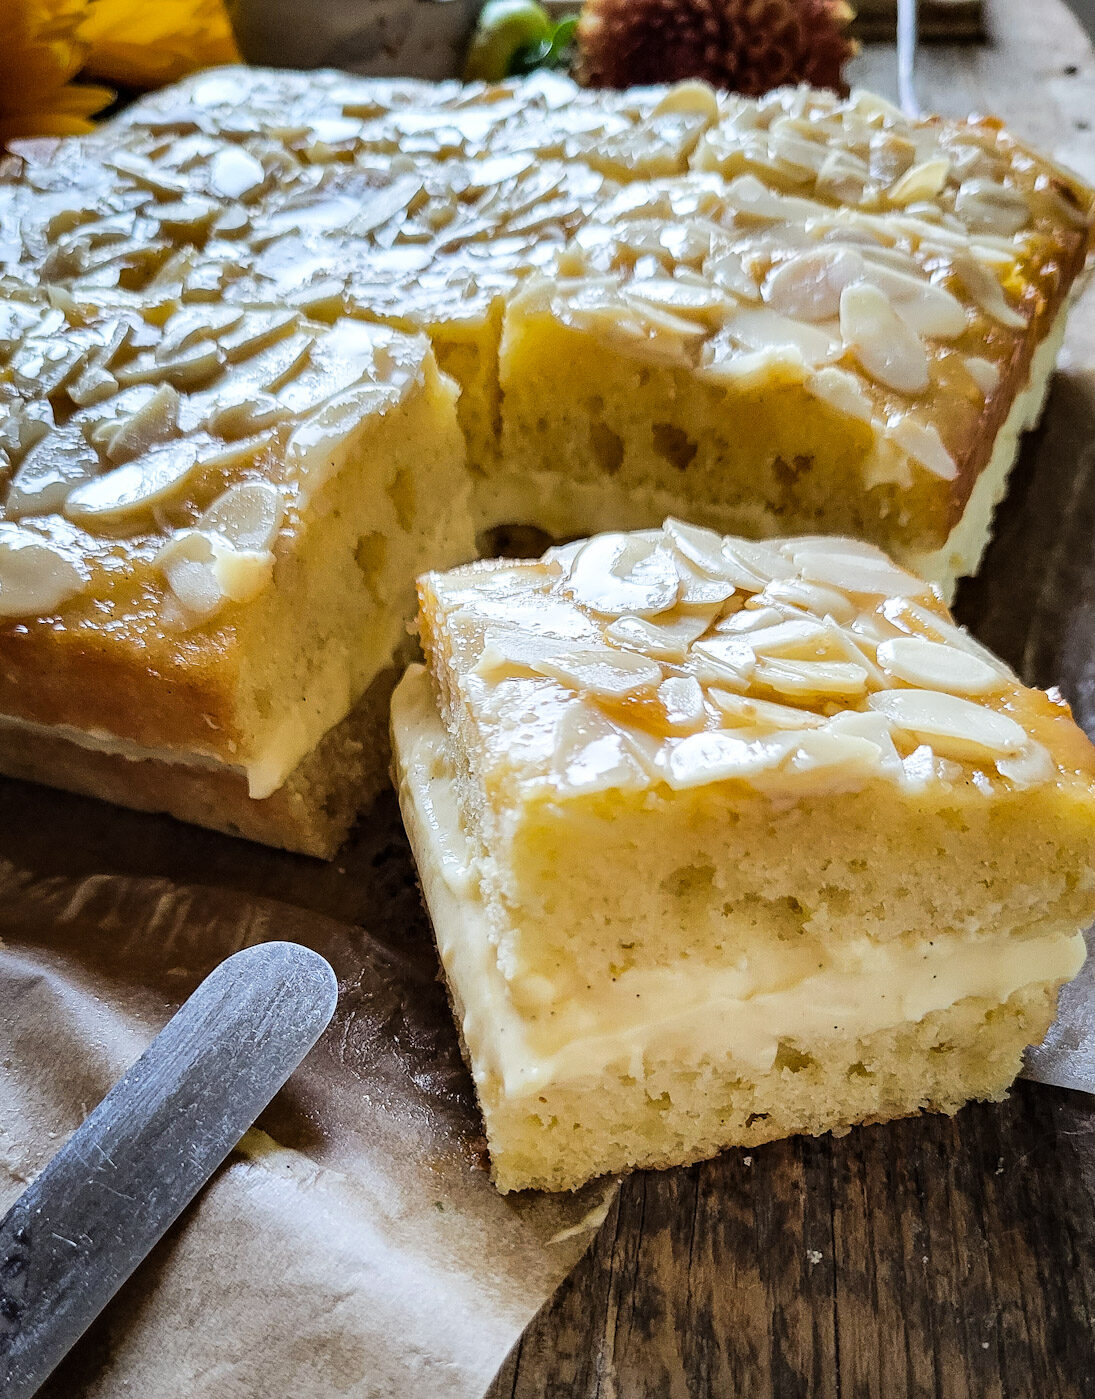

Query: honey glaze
left=433, top=522, right=1092, bottom=800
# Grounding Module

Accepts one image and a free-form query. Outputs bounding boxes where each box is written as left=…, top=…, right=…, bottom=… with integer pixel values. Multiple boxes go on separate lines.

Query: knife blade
left=1023, top=930, right=1095, bottom=1093
left=0, top=940, right=338, bottom=1399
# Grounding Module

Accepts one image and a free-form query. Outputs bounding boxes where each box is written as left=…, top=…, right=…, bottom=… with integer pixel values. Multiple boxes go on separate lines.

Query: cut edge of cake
left=392, top=661, right=1087, bottom=1192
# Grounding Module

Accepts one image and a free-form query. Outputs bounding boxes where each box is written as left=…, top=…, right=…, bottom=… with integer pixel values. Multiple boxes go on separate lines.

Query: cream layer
left=392, top=664, right=1085, bottom=1100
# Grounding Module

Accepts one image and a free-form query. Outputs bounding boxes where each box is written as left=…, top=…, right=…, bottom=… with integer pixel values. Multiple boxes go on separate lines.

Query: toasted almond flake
left=954, top=178, right=1030, bottom=236
left=728, top=306, right=840, bottom=366
left=198, top=481, right=285, bottom=552
left=552, top=705, right=652, bottom=795
left=869, top=688, right=1026, bottom=760
left=708, top=688, right=825, bottom=731
left=996, top=741, right=1055, bottom=788
left=839, top=281, right=929, bottom=395
left=805, top=366, right=875, bottom=424
left=691, top=634, right=757, bottom=686
left=156, top=531, right=270, bottom=623
left=658, top=675, right=706, bottom=729
left=5, top=424, right=99, bottom=518
left=0, top=523, right=85, bottom=618
left=753, top=656, right=868, bottom=698
left=792, top=547, right=928, bottom=598
left=881, top=600, right=1015, bottom=676
left=763, top=247, right=865, bottom=323
left=565, top=532, right=681, bottom=617
left=662, top=730, right=791, bottom=789
left=606, top=611, right=710, bottom=662
left=963, top=356, right=1001, bottom=394
left=786, top=729, right=887, bottom=781
left=64, top=440, right=201, bottom=524
left=952, top=255, right=1026, bottom=330
left=762, top=577, right=858, bottom=623
left=531, top=645, right=663, bottom=699
left=876, top=635, right=1005, bottom=694
left=885, top=415, right=958, bottom=481
left=742, top=616, right=828, bottom=658
left=717, top=604, right=783, bottom=634
left=103, top=383, right=181, bottom=464
left=887, top=158, right=951, bottom=206
left=825, top=709, right=904, bottom=776
left=208, top=147, right=266, bottom=201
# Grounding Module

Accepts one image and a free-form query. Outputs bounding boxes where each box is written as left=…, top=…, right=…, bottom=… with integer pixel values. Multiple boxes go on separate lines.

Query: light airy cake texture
left=393, top=523, right=1095, bottom=1191
left=3, top=70, right=1091, bottom=597
left=0, top=282, right=472, bottom=855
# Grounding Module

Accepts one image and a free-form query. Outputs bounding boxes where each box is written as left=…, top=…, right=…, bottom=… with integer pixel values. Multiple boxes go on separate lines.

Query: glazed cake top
left=1, top=73, right=1090, bottom=417
left=0, top=283, right=427, bottom=629
left=420, top=521, right=1095, bottom=804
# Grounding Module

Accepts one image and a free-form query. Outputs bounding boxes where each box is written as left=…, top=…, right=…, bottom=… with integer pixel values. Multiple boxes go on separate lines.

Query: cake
left=0, top=280, right=472, bottom=855
left=1, top=67, right=1092, bottom=851
left=392, top=522, right=1095, bottom=1191
left=3, top=72, right=1089, bottom=599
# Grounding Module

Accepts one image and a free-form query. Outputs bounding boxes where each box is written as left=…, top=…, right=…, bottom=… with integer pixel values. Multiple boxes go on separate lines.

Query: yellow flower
left=0, top=0, right=112, bottom=145
left=80, top=0, right=242, bottom=89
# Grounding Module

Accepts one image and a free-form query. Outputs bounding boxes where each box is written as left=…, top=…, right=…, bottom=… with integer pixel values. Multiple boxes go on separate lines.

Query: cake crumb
left=807, top=1249, right=823, bottom=1266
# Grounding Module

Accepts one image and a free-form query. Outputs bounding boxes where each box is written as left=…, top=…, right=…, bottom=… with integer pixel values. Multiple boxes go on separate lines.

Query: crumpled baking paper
left=0, top=783, right=614, bottom=1398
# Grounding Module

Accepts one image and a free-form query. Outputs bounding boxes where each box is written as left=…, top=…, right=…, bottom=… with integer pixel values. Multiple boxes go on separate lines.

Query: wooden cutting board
left=491, top=0, right=1095, bottom=1394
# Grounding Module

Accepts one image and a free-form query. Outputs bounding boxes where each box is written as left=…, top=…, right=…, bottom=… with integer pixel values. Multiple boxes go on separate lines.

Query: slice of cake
left=392, top=521, right=1095, bottom=1191
left=0, top=281, right=473, bottom=855
left=496, top=89, right=1094, bottom=599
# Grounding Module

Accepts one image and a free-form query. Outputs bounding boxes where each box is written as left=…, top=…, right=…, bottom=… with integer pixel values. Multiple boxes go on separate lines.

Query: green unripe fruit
left=463, top=0, right=553, bottom=82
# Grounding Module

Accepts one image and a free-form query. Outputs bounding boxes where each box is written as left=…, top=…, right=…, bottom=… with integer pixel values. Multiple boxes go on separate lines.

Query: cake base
left=392, top=665, right=1083, bottom=1193
left=481, top=299, right=1070, bottom=603
left=0, top=666, right=401, bottom=859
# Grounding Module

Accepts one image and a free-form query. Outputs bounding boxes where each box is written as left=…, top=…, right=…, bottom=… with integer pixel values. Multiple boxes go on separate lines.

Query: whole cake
left=0, top=66, right=1092, bottom=850
left=392, top=522, right=1095, bottom=1191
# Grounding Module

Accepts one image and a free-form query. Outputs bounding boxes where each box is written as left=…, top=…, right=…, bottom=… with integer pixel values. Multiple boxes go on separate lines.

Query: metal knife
left=1024, top=930, right=1095, bottom=1093
left=0, top=940, right=338, bottom=1399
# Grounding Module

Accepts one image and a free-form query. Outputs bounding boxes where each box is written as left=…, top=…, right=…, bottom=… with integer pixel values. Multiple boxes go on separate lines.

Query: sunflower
left=0, top=0, right=112, bottom=146
left=80, top=0, right=241, bottom=91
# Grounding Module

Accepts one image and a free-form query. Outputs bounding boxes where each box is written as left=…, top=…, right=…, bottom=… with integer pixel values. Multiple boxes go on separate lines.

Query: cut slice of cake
left=0, top=282, right=473, bottom=855
left=392, top=521, right=1095, bottom=1191
left=495, top=89, right=1095, bottom=599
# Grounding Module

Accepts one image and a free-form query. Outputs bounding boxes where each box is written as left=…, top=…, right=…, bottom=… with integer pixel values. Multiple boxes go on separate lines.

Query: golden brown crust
left=945, top=223, right=1091, bottom=531
left=0, top=666, right=399, bottom=858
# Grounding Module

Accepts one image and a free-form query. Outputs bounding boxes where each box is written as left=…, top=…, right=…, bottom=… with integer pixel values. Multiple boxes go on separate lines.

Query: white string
left=897, top=0, right=921, bottom=118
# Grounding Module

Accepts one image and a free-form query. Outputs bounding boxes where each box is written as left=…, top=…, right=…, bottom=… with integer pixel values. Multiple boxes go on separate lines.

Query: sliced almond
left=839, top=281, right=929, bottom=395
left=531, top=645, right=663, bottom=699
left=753, top=656, right=868, bottom=699
left=5, top=423, right=100, bottom=518
left=0, top=524, right=85, bottom=618
left=552, top=704, right=653, bottom=796
left=869, top=688, right=1026, bottom=761
left=198, top=480, right=285, bottom=552
left=657, top=675, right=707, bottom=729
left=662, top=730, right=792, bottom=789
left=876, top=635, right=1005, bottom=695
left=64, top=440, right=201, bottom=525
left=565, top=532, right=681, bottom=617
left=605, top=611, right=710, bottom=662
left=886, top=414, right=958, bottom=481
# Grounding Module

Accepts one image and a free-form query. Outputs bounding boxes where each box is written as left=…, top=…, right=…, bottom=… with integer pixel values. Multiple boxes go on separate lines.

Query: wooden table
left=491, top=2, right=1095, bottom=1394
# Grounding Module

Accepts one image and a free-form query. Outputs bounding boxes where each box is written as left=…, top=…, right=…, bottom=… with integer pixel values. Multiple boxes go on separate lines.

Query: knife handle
left=0, top=941, right=337, bottom=1399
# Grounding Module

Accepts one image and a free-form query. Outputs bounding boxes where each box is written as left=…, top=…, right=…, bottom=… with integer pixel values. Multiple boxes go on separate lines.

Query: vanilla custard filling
left=393, top=665, right=1085, bottom=1099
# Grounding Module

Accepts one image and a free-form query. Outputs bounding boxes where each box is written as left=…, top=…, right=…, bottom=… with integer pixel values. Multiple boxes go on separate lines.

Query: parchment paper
left=0, top=783, right=614, bottom=1398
